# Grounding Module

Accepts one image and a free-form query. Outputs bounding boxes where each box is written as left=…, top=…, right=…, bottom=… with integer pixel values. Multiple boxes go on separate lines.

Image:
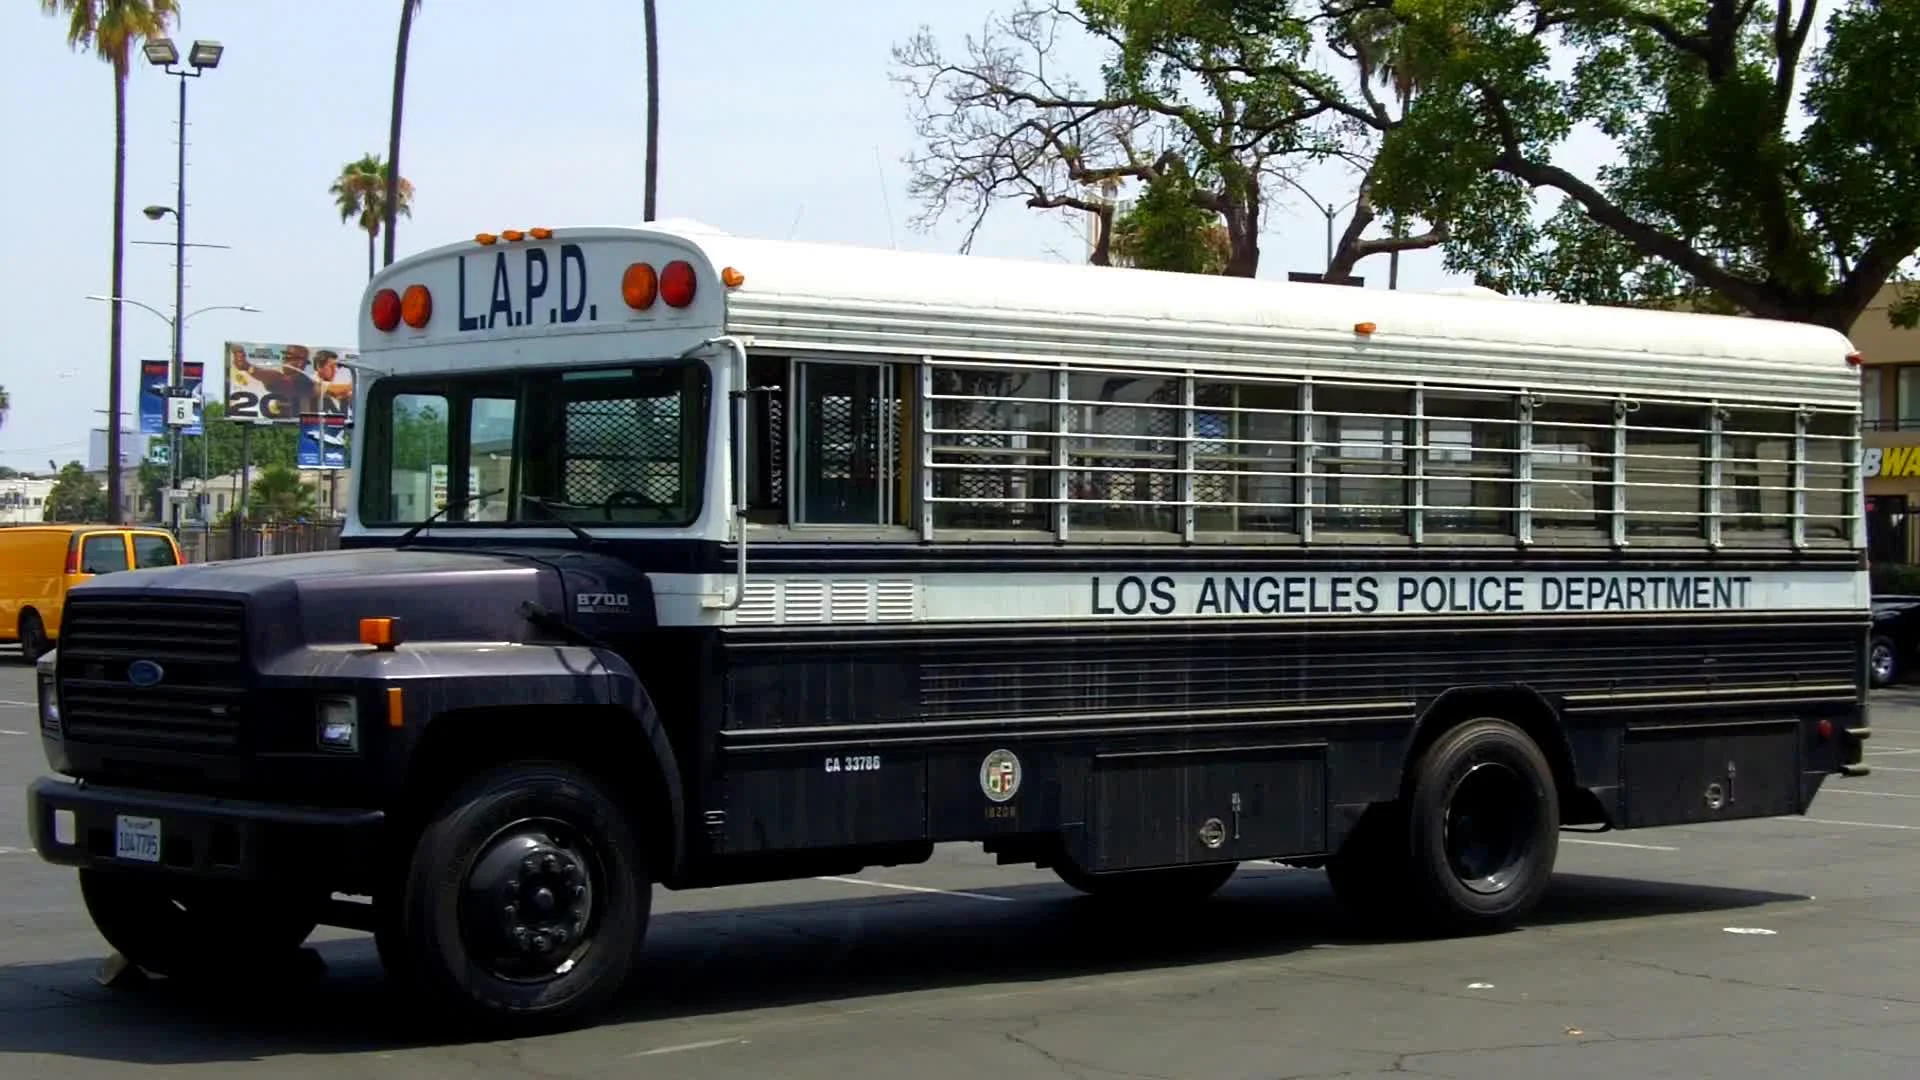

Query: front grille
left=57, top=596, right=249, bottom=754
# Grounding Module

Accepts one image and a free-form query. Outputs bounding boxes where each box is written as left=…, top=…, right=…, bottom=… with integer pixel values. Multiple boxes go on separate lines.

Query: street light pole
left=144, top=35, right=223, bottom=529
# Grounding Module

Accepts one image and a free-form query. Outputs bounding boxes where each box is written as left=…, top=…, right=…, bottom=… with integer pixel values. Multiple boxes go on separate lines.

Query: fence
left=178, top=520, right=343, bottom=563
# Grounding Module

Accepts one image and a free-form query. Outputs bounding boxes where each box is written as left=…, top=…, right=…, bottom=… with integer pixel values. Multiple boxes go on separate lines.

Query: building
left=1855, top=284, right=1920, bottom=564
left=0, top=476, right=55, bottom=523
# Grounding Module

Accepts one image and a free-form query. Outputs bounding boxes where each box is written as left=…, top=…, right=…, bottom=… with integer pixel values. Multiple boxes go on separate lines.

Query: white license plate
left=114, top=815, right=162, bottom=863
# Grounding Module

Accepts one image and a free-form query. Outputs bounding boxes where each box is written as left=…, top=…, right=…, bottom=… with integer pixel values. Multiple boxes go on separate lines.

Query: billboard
left=298, top=414, right=350, bottom=470
left=224, top=342, right=355, bottom=423
left=138, top=359, right=205, bottom=436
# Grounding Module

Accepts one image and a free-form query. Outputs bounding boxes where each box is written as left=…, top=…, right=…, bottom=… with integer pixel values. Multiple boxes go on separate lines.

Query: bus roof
left=370, top=222, right=1862, bottom=407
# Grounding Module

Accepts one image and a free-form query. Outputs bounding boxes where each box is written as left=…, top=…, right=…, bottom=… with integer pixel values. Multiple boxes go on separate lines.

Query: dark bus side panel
left=694, top=610, right=1863, bottom=879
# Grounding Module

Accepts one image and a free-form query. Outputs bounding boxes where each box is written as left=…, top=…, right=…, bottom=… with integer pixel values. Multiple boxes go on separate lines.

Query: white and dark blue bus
left=28, top=221, right=1871, bottom=1024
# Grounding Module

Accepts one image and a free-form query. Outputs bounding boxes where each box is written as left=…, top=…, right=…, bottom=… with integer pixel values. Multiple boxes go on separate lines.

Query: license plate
left=114, top=815, right=161, bottom=863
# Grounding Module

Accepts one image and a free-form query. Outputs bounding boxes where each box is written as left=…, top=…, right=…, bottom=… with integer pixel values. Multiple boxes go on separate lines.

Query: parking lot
left=3, top=662, right=1920, bottom=1079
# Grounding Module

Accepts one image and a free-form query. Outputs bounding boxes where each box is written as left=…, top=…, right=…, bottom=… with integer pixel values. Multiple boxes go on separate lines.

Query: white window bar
left=1611, top=398, right=1632, bottom=548
left=1053, top=368, right=1071, bottom=540
left=1517, top=393, right=1536, bottom=546
left=1180, top=374, right=1197, bottom=543
left=1707, top=404, right=1726, bottom=549
left=918, top=359, right=934, bottom=541
left=1299, top=378, right=1315, bottom=545
left=1410, top=386, right=1427, bottom=546
left=1792, top=406, right=1809, bottom=551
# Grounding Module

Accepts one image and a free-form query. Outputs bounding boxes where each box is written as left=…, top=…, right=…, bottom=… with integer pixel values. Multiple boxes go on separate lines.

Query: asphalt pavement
left=4, top=659, right=1920, bottom=1079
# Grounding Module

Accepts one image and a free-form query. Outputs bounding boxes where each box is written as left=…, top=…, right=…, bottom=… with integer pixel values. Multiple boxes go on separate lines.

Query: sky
left=0, top=0, right=1615, bottom=473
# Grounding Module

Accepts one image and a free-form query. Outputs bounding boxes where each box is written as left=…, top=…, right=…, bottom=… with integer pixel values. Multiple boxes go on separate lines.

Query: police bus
left=28, top=220, right=1871, bottom=1024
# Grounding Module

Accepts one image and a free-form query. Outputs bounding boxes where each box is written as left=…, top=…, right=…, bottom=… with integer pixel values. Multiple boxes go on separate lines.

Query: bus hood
left=66, top=546, right=652, bottom=650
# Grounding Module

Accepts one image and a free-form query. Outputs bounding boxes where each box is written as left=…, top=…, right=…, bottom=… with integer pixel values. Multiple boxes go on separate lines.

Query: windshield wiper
left=397, top=487, right=506, bottom=545
left=524, top=496, right=597, bottom=545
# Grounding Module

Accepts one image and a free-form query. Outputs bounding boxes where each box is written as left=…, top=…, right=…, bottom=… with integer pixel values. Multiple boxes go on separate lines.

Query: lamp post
left=85, top=295, right=255, bottom=521
left=143, top=35, right=223, bottom=527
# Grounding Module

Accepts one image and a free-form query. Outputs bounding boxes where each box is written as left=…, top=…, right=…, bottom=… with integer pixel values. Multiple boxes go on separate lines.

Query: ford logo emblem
left=126, top=660, right=165, bottom=688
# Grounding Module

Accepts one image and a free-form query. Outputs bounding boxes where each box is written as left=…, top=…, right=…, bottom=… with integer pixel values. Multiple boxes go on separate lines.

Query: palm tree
left=644, top=0, right=659, bottom=220
left=248, top=465, right=318, bottom=522
left=382, top=0, right=423, bottom=269
left=332, top=153, right=413, bottom=280
left=42, top=0, right=179, bottom=526
left=0, top=385, right=9, bottom=431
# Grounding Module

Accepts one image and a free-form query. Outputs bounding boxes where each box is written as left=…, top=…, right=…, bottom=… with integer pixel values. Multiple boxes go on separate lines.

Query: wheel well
left=1405, top=686, right=1609, bottom=827
left=400, top=705, right=679, bottom=877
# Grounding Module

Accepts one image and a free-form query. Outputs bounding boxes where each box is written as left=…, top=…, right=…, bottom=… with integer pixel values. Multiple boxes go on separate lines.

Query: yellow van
left=0, top=524, right=185, bottom=660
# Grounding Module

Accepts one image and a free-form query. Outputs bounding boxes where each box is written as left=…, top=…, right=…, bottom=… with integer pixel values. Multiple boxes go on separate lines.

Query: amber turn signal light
left=359, top=617, right=402, bottom=651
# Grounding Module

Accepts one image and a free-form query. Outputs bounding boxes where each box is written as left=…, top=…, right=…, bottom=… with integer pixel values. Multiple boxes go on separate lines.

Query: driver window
left=517, top=364, right=704, bottom=526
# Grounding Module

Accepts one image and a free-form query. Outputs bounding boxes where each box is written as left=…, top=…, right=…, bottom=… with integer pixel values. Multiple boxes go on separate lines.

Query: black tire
left=1328, top=718, right=1559, bottom=934
left=382, top=760, right=649, bottom=1026
left=77, top=871, right=320, bottom=981
left=1053, top=859, right=1238, bottom=904
left=18, top=610, right=48, bottom=662
left=1871, top=635, right=1899, bottom=688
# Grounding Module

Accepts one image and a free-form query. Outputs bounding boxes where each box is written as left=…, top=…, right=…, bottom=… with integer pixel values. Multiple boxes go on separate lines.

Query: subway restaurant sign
left=1863, top=447, right=1920, bottom=479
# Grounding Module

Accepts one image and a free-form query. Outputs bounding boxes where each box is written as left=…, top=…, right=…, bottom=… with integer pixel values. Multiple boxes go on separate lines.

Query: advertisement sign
left=224, top=342, right=355, bottom=423
left=138, top=359, right=205, bottom=436
left=428, top=464, right=481, bottom=512
left=298, top=414, right=350, bottom=470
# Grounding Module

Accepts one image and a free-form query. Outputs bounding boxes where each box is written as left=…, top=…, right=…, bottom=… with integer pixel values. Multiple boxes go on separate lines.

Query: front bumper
left=28, top=776, right=386, bottom=892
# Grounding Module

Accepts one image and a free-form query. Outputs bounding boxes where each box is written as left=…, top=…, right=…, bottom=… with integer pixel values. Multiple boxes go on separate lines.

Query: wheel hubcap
left=461, top=818, right=599, bottom=981
left=1873, top=645, right=1893, bottom=683
left=1441, top=761, right=1537, bottom=896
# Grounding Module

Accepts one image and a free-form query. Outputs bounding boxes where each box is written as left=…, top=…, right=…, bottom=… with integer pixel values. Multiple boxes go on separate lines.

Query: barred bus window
left=927, top=366, right=1055, bottom=531
left=744, top=355, right=787, bottom=525
left=1531, top=399, right=1613, bottom=536
left=1313, top=384, right=1410, bottom=534
left=1066, top=372, right=1182, bottom=533
left=1425, top=390, right=1518, bottom=535
left=1804, top=409, right=1854, bottom=540
left=1193, top=379, right=1300, bottom=534
left=1624, top=403, right=1709, bottom=538
left=1721, top=408, right=1793, bottom=540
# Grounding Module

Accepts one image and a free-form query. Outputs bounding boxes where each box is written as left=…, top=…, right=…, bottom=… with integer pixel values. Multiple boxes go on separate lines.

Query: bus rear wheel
left=1329, top=718, right=1559, bottom=933
left=381, top=760, right=649, bottom=1027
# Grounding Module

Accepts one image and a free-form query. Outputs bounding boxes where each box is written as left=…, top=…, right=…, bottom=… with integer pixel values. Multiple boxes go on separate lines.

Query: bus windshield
left=358, top=360, right=711, bottom=527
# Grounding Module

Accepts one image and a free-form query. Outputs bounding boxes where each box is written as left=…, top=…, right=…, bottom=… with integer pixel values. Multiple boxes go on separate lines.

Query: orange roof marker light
left=360, top=617, right=402, bottom=651
left=501, top=229, right=525, bottom=242
left=529, top=227, right=553, bottom=240
left=475, top=233, right=498, bottom=245
left=721, top=266, right=746, bottom=288
left=1847, top=350, right=1864, bottom=367
left=1354, top=321, right=1378, bottom=337
left=401, top=284, right=433, bottom=329
left=623, top=262, right=659, bottom=309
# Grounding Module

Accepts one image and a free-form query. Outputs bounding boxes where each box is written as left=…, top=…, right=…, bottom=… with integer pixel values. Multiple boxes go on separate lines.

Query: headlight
left=37, top=674, right=59, bottom=736
left=316, top=698, right=359, bottom=752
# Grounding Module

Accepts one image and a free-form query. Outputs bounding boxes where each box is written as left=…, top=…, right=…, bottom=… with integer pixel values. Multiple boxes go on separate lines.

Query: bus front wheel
left=1329, top=718, right=1559, bottom=933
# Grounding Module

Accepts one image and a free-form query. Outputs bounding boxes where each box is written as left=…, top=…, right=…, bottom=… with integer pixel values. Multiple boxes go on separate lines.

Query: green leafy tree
left=0, top=384, right=8, bottom=430
left=41, top=0, right=180, bottom=524
left=45, top=461, right=108, bottom=523
left=1317, top=0, right=1920, bottom=330
left=332, top=153, right=413, bottom=280
left=247, top=465, right=318, bottom=522
left=163, top=402, right=301, bottom=482
left=1107, top=162, right=1233, bottom=273
left=392, top=398, right=448, bottom=472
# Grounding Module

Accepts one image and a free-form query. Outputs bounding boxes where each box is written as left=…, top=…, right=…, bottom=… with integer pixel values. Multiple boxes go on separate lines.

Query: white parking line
left=1870, top=747, right=1920, bottom=755
left=1792, top=817, right=1920, bottom=832
left=1562, top=837, right=1679, bottom=852
left=0, top=729, right=26, bottom=736
left=1860, top=765, right=1920, bottom=773
left=814, top=875, right=1015, bottom=903
left=630, top=1038, right=747, bottom=1058
left=1821, top=788, right=1920, bottom=800
left=0, top=700, right=35, bottom=708
left=0, top=848, right=26, bottom=856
